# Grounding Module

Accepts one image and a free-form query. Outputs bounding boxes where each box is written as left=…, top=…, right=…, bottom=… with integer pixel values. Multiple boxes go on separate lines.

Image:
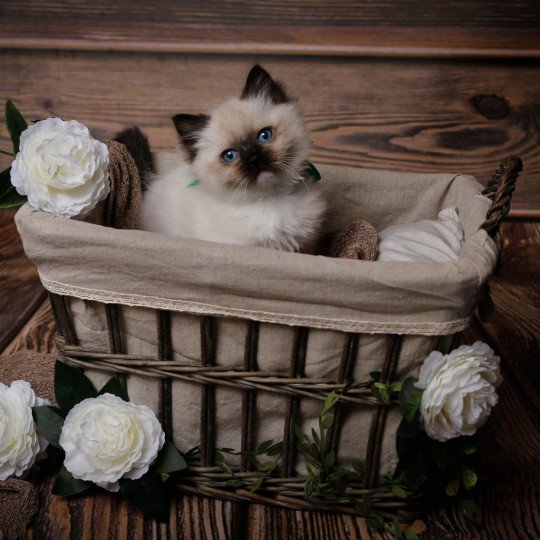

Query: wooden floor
left=0, top=209, right=539, bottom=539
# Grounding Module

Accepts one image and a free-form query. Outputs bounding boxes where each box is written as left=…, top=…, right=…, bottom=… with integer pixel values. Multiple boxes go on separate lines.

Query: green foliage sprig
left=293, top=391, right=419, bottom=539
left=1, top=101, right=28, bottom=208
left=184, top=440, right=283, bottom=492
left=32, top=361, right=187, bottom=522
left=218, top=440, right=283, bottom=491
left=369, top=370, right=403, bottom=404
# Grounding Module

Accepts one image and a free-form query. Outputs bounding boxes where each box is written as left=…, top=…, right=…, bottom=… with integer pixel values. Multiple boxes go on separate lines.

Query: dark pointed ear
left=240, top=64, right=289, bottom=104
left=172, top=113, right=210, bottom=160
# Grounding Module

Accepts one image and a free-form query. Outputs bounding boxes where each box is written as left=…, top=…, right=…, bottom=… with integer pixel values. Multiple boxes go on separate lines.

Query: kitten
left=119, top=65, right=326, bottom=252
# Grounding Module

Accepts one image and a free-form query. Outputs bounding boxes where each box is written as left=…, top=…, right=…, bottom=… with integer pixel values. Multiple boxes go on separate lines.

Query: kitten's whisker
left=274, top=161, right=310, bottom=192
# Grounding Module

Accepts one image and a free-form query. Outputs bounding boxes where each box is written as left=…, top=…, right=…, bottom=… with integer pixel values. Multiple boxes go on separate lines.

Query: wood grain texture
left=0, top=208, right=46, bottom=352
left=483, top=222, right=540, bottom=414
left=1, top=1, right=539, bottom=58
left=29, top=474, right=241, bottom=540
left=1, top=51, right=539, bottom=213
left=1, top=299, right=55, bottom=355
left=3, top=0, right=539, bottom=27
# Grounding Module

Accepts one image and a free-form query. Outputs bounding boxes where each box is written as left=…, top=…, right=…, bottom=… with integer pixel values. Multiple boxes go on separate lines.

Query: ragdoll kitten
left=117, top=65, right=325, bottom=252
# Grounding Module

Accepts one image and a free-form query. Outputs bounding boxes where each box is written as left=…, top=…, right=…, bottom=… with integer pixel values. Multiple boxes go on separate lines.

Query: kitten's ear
left=172, top=113, right=210, bottom=160
left=241, top=64, right=289, bottom=104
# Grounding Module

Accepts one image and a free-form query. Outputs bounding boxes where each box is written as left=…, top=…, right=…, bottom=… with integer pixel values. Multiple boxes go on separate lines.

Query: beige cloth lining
left=15, top=163, right=497, bottom=336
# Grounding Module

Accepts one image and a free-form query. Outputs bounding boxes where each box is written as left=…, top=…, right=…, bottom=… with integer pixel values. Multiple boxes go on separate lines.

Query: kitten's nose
left=246, top=152, right=262, bottom=168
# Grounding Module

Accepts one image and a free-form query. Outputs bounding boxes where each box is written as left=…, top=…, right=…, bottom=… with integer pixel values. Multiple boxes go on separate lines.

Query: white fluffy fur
left=140, top=95, right=326, bottom=252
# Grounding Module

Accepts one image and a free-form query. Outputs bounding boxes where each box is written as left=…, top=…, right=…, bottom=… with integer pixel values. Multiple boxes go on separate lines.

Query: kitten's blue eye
left=257, top=127, right=273, bottom=143
left=222, top=149, right=238, bottom=163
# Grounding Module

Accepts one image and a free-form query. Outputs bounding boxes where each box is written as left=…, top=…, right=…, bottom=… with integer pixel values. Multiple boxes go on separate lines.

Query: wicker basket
left=17, top=155, right=522, bottom=515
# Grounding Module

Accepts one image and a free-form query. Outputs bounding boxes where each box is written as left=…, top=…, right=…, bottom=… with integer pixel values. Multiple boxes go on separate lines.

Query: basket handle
left=480, top=156, right=523, bottom=237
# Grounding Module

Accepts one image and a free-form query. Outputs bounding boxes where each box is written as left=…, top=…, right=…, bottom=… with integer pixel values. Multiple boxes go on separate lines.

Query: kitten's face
left=173, top=65, right=310, bottom=197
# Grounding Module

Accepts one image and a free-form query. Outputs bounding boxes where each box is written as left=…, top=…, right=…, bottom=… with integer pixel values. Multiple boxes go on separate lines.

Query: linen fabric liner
left=16, top=162, right=496, bottom=336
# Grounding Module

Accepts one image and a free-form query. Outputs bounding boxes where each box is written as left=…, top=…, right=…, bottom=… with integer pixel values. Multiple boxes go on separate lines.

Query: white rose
left=11, top=117, right=109, bottom=218
left=59, top=394, right=165, bottom=492
left=0, top=380, right=50, bottom=480
left=416, top=341, right=501, bottom=442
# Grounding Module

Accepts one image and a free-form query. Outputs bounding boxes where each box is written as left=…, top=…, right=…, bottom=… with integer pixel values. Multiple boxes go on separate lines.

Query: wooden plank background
left=1, top=51, right=539, bottom=214
left=1, top=1, right=539, bottom=538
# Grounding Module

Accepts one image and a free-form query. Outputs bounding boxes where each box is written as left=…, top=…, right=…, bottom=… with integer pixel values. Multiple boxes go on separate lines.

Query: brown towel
left=0, top=479, right=39, bottom=539
left=0, top=350, right=56, bottom=404
left=0, top=351, right=57, bottom=537
left=328, top=219, right=379, bottom=261
left=104, top=140, right=142, bottom=229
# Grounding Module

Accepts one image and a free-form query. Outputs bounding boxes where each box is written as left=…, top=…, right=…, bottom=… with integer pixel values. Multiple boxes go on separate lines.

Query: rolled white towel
left=377, top=207, right=464, bottom=262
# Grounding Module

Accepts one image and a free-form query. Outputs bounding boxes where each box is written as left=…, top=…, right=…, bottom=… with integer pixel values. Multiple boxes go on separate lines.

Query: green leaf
left=294, top=423, right=307, bottom=444
left=462, top=468, right=478, bottom=490
left=390, top=381, right=403, bottom=393
left=256, top=440, right=274, bottom=454
left=404, top=531, right=420, bottom=540
left=257, top=460, right=277, bottom=473
left=399, top=377, right=423, bottom=423
left=153, top=441, right=187, bottom=474
left=217, top=460, right=234, bottom=474
left=391, top=485, right=408, bottom=499
left=98, top=377, right=129, bottom=402
left=186, top=179, right=200, bottom=188
left=5, top=101, right=28, bottom=154
left=322, top=391, right=340, bottom=413
left=446, top=478, right=460, bottom=497
left=52, top=465, right=91, bottom=496
left=226, top=478, right=245, bottom=488
left=462, top=444, right=477, bottom=455
left=220, top=448, right=237, bottom=457
left=32, top=405, right=65, bottom=449
left=0, top=167, right=13, bottom=196
left=321, top=413, right=334, bottom=429
left=391, top=519, right=403, bottom=537
left=0, top=165, right=26, bottom=209
left=0, top=182, right=27, bottom=208
left=120, top=471, right=169, bottom=523
left=55, top=361, right=98, bottom=415
left=323, top=451, right=335, bottom=469
left=302, top=160, right=321, bottom=182
left=250, top=476, right=265, bottom=492
left=266, top=441, right=283, bottom=456
left=366, top=513, right=385, bottom=531
left=311, top=427, right=321, bottom=447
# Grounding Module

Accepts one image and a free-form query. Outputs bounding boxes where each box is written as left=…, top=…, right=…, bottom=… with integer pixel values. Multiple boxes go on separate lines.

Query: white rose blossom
left=0, top=380, right=50, bottom=481
left=11, top=117, right=109, bottom=218
left=416, top=341, right=501, bottom=442
left=60, top=394, right=165, bottom=492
